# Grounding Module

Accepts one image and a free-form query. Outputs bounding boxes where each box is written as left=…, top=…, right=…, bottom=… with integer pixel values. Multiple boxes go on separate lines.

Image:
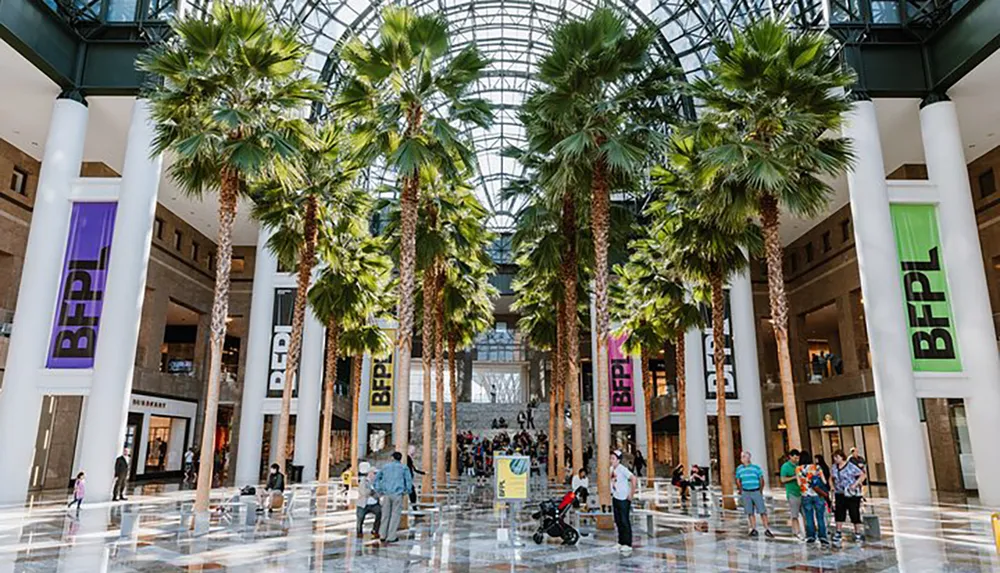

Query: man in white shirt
left=355, top=466, right=382, bottom=538
left=183, top=448, right=195, bottom=483
left=610, top=450, right=638, bottom=555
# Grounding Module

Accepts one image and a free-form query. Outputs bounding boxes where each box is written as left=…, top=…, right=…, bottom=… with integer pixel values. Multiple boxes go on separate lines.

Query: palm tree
left=336, top=7, right=493, bottom=455
left=443, top=266, right=495, bottom=480
left=659, top=288, right=704, bottom=481
left=615, top=232, right=705, bottom=486
left=252, top=122, right=359, bottom=473
left=613, top=243, right=677, bottom=486
left=433, top=191, right=494, bottom=486
left=691, top=17, right=854, bottom=449
left=527, top=7, right=676, bottom=506
left=308, top=217, right=392, bottom=485
left=652, top=133, right=762, bottom=510
left=382, top=180, right=494, bottom=490
left=139, top=3, right=321, bottom=516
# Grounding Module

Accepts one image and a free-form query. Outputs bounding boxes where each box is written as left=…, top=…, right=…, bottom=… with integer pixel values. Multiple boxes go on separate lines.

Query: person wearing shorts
left=780, top=449, right=803, bottom=539
left=735, top=451, right=774, bottom=538
left=830, top=449, right=867, bottom=542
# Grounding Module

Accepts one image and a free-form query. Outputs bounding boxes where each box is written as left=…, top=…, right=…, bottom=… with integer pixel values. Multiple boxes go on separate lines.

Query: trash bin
left=289, top=464, right=304, bottom=484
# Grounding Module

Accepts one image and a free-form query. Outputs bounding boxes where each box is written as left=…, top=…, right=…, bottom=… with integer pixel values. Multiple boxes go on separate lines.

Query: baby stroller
left=531, top=487, right=582, bottom=545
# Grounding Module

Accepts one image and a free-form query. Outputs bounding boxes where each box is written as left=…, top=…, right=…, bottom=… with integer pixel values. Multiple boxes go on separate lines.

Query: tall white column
left=77, top=99, right=163, bottom=501
left=356, top=353, right=373, bottom=457
left=293, top=311, right=324, bottom=482
left=0, top=95, right=89, bottom=505
left=844, top=100, right=932, bottom=505
left=684, top=327, right=710, bottom=468
left=234, top=226, right=277, bottom=485
left=730, top=272, right=768, bottom=487
left=920, top=99, right=1000, bottom=505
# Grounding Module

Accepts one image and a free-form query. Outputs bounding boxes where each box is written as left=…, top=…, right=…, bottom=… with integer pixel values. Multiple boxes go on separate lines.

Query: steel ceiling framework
left=256, top=0, right=827, bottom=234
left=32, top=0, right=826, bottom=232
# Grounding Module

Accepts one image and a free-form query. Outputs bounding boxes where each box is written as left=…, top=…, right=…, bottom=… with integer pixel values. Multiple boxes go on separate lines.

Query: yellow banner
left=495, top=455, right=530, bottom=500
left=368, top=329, right=395, bottom=413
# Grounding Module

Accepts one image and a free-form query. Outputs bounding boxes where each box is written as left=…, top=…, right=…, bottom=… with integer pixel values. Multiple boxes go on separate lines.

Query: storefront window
left=802, top=302, right=844, bottom=381
left=368, top=424, right=392, bottom=456
left=161, top=302, right=201, bottom=375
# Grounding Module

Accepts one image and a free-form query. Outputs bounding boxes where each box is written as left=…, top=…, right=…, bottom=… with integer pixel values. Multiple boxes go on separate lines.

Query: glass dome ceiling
left=262, top=0, right=826, bottom=234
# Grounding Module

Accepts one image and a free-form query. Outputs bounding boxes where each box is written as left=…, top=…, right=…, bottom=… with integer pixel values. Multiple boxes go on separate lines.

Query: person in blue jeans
left=796, top=450, right=830, bottom=546
left=373, top=451, right=413, bottom=545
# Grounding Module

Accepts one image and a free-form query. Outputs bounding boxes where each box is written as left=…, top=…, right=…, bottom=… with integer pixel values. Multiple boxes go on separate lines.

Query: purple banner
left=609, top=334, right=635, bottom=413
left=46, top=202, right=118, bottom=369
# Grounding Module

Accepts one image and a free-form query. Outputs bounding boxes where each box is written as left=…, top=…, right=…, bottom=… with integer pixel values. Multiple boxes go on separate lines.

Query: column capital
left=57, top=88, right=88, bottom=106
left=920, top=91, right=951, bottom=109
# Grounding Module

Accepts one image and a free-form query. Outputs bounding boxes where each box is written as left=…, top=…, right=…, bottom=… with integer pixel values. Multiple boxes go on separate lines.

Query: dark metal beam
left=0, top=0, right=78, bottom=88
left=926, top=0, right=1000, bottom=90
left=836, top=0, right=1000, bottom=97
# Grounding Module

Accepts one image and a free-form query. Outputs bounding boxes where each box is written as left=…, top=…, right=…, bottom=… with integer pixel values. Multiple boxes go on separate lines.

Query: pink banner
left=609, top=334, right=635, bottom=412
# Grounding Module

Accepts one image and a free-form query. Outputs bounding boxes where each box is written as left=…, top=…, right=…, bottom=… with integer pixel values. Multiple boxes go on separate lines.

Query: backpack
left=240, top=485, right=256, bottom=496
left=809, top=469, right=830, bottom=502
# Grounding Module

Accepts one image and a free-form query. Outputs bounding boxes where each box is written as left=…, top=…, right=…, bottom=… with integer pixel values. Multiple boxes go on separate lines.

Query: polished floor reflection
left=0, top=479, right=997, bottom=571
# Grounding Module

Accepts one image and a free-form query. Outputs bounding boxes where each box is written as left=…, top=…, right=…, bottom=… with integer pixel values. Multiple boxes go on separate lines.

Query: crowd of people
left=457, top=429, right=548, bottom=478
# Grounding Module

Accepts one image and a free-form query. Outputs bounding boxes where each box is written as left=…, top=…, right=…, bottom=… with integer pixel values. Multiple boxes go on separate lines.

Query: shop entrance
left=28, top=395, right=84, bottom=492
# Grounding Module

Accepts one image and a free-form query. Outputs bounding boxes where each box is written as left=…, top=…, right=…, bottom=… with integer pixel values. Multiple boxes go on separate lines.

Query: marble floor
left=0, top=479, right=997, bottom=572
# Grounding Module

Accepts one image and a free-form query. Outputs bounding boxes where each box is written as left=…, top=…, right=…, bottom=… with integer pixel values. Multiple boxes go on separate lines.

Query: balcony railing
left=42, top=0, right=177, bottom=25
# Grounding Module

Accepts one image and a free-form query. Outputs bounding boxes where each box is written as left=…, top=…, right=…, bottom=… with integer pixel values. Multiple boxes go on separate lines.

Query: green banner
left=889, top=204, right=961, bottom=372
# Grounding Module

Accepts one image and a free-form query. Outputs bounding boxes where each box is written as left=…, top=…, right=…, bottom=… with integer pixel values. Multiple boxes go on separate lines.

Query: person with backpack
left=796, top=450, right=830, bottom=546
left=830, top=449, right=867, bottom=543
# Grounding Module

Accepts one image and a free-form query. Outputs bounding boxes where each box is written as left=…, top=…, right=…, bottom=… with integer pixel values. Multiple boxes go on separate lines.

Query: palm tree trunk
left=560, top=192, right=584, bottom=479
left=641, top=349, right=655, bottom=487
left=420, top=264, right=435, bottom=495
left=547, top=343, right=558, bottom=482
left=434, top=266, right=446, bottom=489
left=591, top=159, right=612, bottom=510
left=711, top=273, right=736, bottom=511
left=555, top=299, right=567, bottom=483
left=194, top=168, right=238, bottom=515
left=393, top=100, right=424, bottom=455
left=676, top=331, right=688, bottom=475
left=448, top=335, right=459, bottom=481
left=319, top=321, right=340, bottom=486
left=350, top=354, right=362, bottom=480
left=275, top=194, right=319, bottom=473
left=759, top=194, right=802, bottom=450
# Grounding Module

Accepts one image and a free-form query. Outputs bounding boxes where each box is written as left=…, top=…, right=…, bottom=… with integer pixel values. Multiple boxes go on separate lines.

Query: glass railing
left=826, top=0, right=971, bottom=27
left=41, top=0, right=179, bottom=25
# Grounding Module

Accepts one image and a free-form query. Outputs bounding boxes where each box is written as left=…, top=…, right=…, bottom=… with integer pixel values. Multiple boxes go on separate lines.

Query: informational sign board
left=267, top=288, right=297, bottom=398
left=47, top=202, right=118, bottom=369
left=889, top=204, right=961, bottom=372
left=494, top=455, right=530, bottom=501
left=368, top=329, right=396, bottom=413
left=701, top=290, right=738, bottom=399
left=609, top=333, right=635, bottom=412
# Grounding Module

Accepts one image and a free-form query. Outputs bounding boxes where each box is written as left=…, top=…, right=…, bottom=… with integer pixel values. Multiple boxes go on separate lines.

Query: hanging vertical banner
left=701, top=290, right=738, bottom=399
left=267, top=288, right=297, bottom=398
left=890, top=204, right=961, bottom=372
left=369, top=329, right=396, bottom=413
left=47, top=202, right=118, bottom=369
left=609, top=333, right=635, bottom=412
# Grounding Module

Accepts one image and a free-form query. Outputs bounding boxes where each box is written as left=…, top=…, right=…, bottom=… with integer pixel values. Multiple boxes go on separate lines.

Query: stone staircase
left=408, top=401, right=594, bottom=441
left=410, top=402, right=549, bottom=435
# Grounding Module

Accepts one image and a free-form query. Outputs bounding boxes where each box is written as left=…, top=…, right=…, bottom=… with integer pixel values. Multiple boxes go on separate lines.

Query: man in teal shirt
left=735, top=450, right=773, bottom=538
left=779, top=449, right=802, bottom=539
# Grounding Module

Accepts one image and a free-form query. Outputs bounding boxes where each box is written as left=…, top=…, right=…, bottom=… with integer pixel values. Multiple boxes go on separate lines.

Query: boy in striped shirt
left=735, top=450, right=774, bottom=538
